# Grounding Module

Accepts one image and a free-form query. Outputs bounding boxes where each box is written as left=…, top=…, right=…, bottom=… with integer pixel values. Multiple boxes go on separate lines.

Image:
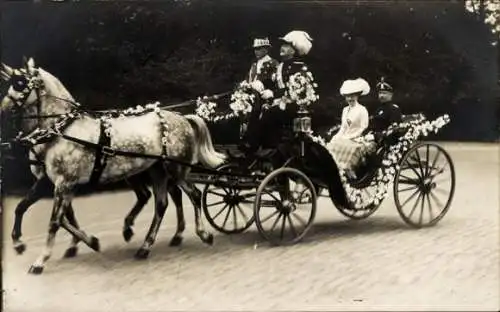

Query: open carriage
left=200, top=110, right=455, bottom=246
left=0, top=58, right=455, bottom=276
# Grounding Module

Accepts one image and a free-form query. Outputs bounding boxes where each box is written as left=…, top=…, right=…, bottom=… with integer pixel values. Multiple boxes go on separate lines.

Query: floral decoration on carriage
left=309, top=113, right=451, bottom=210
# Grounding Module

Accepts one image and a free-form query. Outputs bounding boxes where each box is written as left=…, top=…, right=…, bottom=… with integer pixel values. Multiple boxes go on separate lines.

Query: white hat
left=339, top=78, right=371, bottom=96
left=253, top=38, right=271, bottom=48
left=279, top=30, right=313, bottom=56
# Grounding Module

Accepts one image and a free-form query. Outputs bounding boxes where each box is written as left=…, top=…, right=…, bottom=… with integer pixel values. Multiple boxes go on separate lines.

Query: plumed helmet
left=279, top=30, right=313, bottom=56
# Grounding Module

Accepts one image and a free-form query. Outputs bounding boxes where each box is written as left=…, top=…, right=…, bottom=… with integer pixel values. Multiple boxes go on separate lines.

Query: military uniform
left=368, top=79, right=402, bottom=142
left=242, top=31, right=314, bottom=154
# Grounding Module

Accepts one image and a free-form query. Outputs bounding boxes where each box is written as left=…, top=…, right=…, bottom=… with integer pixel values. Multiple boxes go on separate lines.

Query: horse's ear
left=0, top=63, right=13, bottom=81
left=26, top=57, right=36, bottom=74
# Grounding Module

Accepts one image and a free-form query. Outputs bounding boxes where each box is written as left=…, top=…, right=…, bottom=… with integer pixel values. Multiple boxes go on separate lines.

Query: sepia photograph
left=1, top=0, right=499, bottom=311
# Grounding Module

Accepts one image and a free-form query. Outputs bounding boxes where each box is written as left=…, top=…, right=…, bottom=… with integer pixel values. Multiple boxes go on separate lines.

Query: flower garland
left=282, top=66, right=319, bottom=112
left=309, top=114, right=451, bottom=209
left=195, top=97, right=217, bottom=120
left=229, top=81, right=256, bottom=116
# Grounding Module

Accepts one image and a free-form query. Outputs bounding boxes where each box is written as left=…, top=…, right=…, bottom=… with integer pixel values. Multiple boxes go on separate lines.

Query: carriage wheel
left=254, top=167, right=317, bottom=246
left=202, top=163, right=255, bottom=234
left=394, top=143, right=456, bottom=228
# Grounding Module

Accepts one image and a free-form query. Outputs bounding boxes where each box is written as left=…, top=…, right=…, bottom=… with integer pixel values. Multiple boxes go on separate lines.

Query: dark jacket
left=369, top=102, right=402, bottom=133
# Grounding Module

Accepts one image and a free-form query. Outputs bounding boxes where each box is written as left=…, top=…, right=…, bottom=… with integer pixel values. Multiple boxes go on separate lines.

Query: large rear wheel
left=394, top=143, right=456, bottom=227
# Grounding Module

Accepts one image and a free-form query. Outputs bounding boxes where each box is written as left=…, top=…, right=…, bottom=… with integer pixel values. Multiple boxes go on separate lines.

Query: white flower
left=261, top=89, right=274, bottom=100
left=251, top=80, right=265, bottom=92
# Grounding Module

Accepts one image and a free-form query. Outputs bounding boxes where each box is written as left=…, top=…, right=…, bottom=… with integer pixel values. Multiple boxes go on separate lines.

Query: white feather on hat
left=279, top=30, right=313, bottom=56
left=339, top=78, right=371, bottom=96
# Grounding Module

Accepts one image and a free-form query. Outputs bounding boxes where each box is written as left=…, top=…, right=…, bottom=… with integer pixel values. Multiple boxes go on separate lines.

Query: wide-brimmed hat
left=253, top=38, right=271, bottom=48
left=279, top=30, right=313, bottom=56
left=376, top=77, right=393, bottom=92
left=339, top=78, right=371, bottom=96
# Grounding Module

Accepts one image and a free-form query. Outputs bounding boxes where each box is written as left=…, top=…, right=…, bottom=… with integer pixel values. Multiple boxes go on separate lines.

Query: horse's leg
left=61, top=204, right=81, bottom=258
left=122, top=177, right=152, bottom=242
left=134, top=167, right=169, bottom=260
left=178, top=180, right=214, bottom=245
left=11, top=175, right=51, bottom=255
left=29, top=179, right=100, bottom=275
left=168, top=184, right=185, bottom=247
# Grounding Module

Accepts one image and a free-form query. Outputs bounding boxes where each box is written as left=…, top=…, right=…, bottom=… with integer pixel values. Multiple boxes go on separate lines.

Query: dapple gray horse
left=1, top=58, right=226, bottom=274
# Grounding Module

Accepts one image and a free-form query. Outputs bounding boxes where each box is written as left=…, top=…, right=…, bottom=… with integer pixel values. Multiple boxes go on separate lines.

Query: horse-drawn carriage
left=197, top=109, right=455, bottom=246
left=0, top=58, right=455, bottom=274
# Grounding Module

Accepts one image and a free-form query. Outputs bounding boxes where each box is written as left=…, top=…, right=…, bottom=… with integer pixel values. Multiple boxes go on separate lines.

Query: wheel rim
left=394, top=143, right=455, bottom=227
left=254, top=167, right=317, bottom=246
left=202, top=164, right=255, bottom=234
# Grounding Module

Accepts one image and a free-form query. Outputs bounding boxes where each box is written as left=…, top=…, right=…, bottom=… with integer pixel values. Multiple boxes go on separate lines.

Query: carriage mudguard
left=301, top=136, right=349, bottom=208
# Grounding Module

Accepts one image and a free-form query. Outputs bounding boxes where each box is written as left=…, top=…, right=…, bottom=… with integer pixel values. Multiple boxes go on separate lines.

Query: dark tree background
left=1, top=0, right=498, bottom=193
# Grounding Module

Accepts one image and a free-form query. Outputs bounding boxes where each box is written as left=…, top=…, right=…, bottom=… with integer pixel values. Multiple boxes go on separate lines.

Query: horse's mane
left=38, top=67, right=75, bottom=102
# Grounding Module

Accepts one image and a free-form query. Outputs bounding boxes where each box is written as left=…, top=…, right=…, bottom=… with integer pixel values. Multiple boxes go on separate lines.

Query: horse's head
left=1, top=57, right=46, bottom=113
left=1, top=57, right=76, bottom=135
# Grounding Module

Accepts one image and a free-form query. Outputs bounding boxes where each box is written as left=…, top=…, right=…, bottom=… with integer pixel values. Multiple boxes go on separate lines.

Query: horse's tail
left=184, top=114, right=226, bottom=168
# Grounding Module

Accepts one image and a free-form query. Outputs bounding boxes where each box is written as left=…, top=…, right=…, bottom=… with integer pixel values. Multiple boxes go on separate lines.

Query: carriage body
left=201, top=111, right=456, bottom=246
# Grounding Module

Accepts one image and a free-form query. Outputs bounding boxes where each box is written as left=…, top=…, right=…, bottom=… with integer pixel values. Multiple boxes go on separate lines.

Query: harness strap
left=88, top=120, right=112, bottom=185
left=57, top=133, right=264, bottom=179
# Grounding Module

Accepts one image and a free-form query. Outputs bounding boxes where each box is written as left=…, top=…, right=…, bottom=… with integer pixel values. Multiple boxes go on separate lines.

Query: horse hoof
left=169, top=236, right=183, bottom=247
left=63, top=246, right=78, bottom=258
left=203, top=233, right=214, bottom=246
left=28, top=265, right=44, bottom=275
left=89, top=236, right=100, bottom=252
left=134, top=248, right=150, bottom=260
left=123, top=227, right=134, bottom=242
left=14, top=243, right=26, bottom=255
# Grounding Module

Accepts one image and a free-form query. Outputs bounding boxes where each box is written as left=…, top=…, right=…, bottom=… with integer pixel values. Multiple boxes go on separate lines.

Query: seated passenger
left=329, top=78, right=370, bottom=142
left=368, top=77, right=402, bottom=136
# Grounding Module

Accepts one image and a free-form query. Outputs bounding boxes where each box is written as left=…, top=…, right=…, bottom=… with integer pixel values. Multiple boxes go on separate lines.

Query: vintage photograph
left=1, top=0, right=499, bottom=311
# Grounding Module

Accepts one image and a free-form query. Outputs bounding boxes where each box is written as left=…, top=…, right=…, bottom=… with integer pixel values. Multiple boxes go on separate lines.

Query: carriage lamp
left=293, top=110, right=312, bottom=134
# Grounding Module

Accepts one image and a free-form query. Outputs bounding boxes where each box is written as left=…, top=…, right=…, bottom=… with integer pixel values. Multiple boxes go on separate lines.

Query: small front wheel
left=202, top=163, right=255, bottom=234
left=254, top=167, right=317, bottom=246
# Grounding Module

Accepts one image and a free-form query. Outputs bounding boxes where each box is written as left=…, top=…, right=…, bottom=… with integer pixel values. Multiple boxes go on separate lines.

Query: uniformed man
left=246, top=38, right=278, bottom=89
left=242, top=30, right=314, bottom=154
left=370, top=77, right=402, bottom=133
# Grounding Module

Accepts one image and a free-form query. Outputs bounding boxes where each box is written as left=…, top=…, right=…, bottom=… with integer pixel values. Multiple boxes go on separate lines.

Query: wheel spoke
left=414, top=149, right=426, bottom=179
left=405, top=158, right=422, bottom=180
left=270, top=212, right=283, bottom=232
left=232, top=204, right=238, bottom=230
left=400, top=188, right=421, bottom=208
left=424, top=145, right=430, bottom=178
left=235, top=204, right=250, bottom=223
left=418, top=192, right=425, bottom=225
left=222, top=204, right=233, bottom=229
left=206, top=200, right=226, bottom=207
left=280, top=213, right=287, bottom=240
left=260, top=209, right=280, bottom=224
left=287, top=213, right=298, bottom=238
left=434, top=186, right=450, bottom=196
left=398, top=185, right=419, bottom=192
left=432, top=177, right=450, bottom=185
left=212, top=203, right=229, bottom=220
left=291, top=212, right=307, bottom=228
left=425, top=192, right=434, bottom=223
left=429, top=191, right=444, bottom=209
left=429, top=150, right=442, bottom=175
left=207, top=189, right=226, bottom=197
left=407, top=193, right=423, bottom=220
